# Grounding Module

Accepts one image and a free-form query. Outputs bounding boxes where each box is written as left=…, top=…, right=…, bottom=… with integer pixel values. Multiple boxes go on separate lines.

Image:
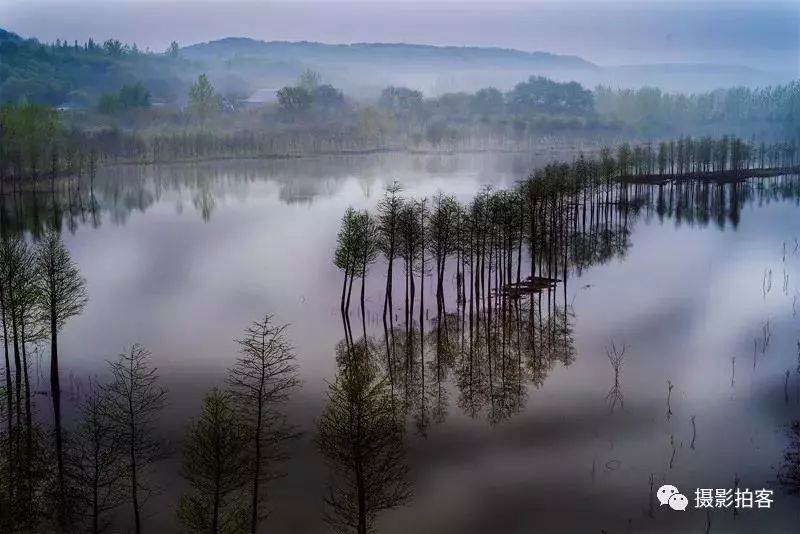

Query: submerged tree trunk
left=250, top=390, right=263, bottom=534
left=361, top=251, right=368, bottom=344
left=10, top=284, right=22, bottom=453
left=340, top=251, right=350, bottom=313
left=50, top=288, right=67, bottom=528
left=0, top=281, right=12, bottom=474
left=128, top=396, right=141, bottom=534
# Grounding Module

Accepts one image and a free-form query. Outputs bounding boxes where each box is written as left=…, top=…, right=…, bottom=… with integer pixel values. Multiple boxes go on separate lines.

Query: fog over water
left=5, top=152, right=800, bottom=532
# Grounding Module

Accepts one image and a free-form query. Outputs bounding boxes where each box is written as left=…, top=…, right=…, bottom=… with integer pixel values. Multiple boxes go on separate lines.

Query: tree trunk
left=50, top=290, right=66, bottom=529
left=212, top=424, right=221, bottom=534
left=361, top=252, right=367, bottom=344
left=128, top=395, right=141, bottom=534
left=251, top=390, right=263, bottom=534
left=0, top=282, right=12, bottom=474
left=10, top=286, right=22, bottom=445
left=340, top=268, right=349, bottom=314
left=92, top=448, right=100, bottom=534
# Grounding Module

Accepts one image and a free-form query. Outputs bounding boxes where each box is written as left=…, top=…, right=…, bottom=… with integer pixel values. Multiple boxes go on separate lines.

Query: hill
left=181, top=38, right=596, bottom=70
left=0, top=29, right=792, bottom=107
left=0, top=29, right=189, bottom=106
left=180, top=37, right=790, bottom=95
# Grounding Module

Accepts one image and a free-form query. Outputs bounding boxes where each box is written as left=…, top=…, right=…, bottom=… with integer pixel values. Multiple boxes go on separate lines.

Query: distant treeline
left=594, top=85, right=800, bottom=134
left=1, top=101, right=797, bottom=183
left=67, top=73, right=800, bottom=148
left=0, top=29, right=190, bottom=105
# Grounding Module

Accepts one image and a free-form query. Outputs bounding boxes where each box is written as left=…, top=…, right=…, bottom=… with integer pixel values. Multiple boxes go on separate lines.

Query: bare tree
left=177, top=388, right=250, bottom=534
left=68, top=381, right=127, bottom=533
left=105, top=344, right=167, bottom=534
left=12, top=238, right=45, bottom=502
left=1, top=238, right=35, bottom=445
left=227, top=316, right=300, bottom=534
left=34, top=229, right=87, bottom=525
left=0, top=237, right=23, bottom=486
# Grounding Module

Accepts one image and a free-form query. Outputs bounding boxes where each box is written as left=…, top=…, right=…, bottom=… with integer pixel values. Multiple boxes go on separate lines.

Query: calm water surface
left=7, top=152, right=800, bottom=533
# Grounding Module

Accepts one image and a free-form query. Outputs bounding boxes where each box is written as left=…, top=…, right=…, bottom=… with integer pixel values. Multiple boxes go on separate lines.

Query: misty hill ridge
left=181, top=37, right=598, bottom=70
left=0, top=28, right=22, bottom=43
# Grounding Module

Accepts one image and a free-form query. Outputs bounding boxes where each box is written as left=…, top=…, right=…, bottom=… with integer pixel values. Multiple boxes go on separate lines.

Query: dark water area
left=3, top=152, right=800, bottom=533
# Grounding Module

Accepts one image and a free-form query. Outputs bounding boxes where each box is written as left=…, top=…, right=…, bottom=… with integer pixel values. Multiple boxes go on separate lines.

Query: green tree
left=315, top=341, right=411, bottom=534
left=166, top=41, right=180, bottom=58
left=0, top=103, right=60, bottom=179
left=616, top=143, right=632, bottom=175
left=102, top=39, right=124, bottom=56
left=298, top=69, right=321, bottom=92
left=189, top=74, right=218, bottom=120
left=506, top=76, right=593, bottom=116
left=334, top=209, right=376, bottom=314
left=177, top=388, right=250, bottom=534
left=276, top=86, right=313, bottom=116
left=378, top=86, right=423, bottom=121
left=471, top=87, right=505, bottom=116
left=96, top=94, right=119, bottom=114
left=357, top=107, right=380, bottom=142
left=118, top=83, right=150, bottom=108
left=313, top=84, right=345, bottom=111
left=97, top=83, right=150, bottom=113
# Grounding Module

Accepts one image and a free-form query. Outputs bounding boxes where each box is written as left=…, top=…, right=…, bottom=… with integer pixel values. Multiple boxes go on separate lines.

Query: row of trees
left=323, top=170, right=800, bottom=531
left=0, top=231, right=87, bottom=530
left=0, top=224, right=304, bottom=532
left=7, top=94, right=798, bottom=173
left=595, top=83, right=800, bottom=130
left=268, top=77, right=800, bottom=143
left=3, top=103, right=797, bottom=184
left=333, top=159, right=800, bottom=429
left=614, top=135, right=781, bottom=176
left=334, top=137, right=800, bottom=336
left=375, top=78, right=800, bottom=133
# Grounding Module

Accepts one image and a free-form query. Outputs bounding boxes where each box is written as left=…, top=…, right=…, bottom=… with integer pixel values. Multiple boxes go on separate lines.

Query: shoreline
left=101, top=144, right=593, bottom=168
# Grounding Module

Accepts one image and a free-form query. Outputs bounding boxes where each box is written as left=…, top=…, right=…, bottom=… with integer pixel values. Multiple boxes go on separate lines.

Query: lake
left=4, top=151, right=800, bottom=533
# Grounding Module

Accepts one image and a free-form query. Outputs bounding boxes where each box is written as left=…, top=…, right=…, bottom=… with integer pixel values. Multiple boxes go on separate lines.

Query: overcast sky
left=2, top=1, right=798, bottom=71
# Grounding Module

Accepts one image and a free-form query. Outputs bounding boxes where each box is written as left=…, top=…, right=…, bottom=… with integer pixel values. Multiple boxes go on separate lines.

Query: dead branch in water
left=605, top=341, right=626, bottom=413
